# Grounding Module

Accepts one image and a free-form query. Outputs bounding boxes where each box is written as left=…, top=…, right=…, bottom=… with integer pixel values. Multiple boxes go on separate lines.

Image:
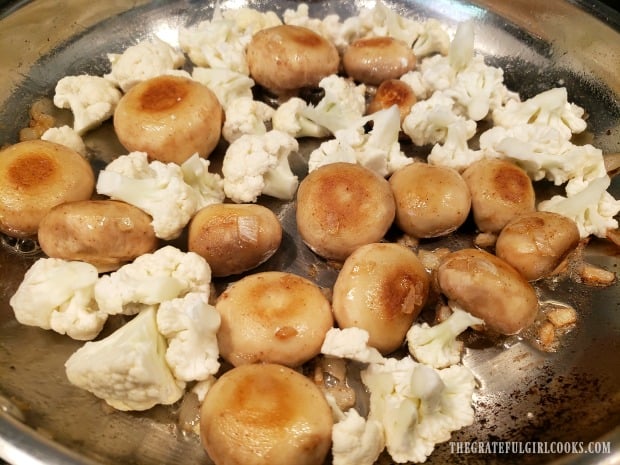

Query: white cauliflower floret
left=479, top=124, right=607, bottom=194
left=220, top=6, right=282, bottom=35
left=448, top=20, right=474, bottom=72
left=65, top=307, right=185, bottom=411
left=53, top=75, right=122, bottom=135
left=9, top=258, right=106, bottom=341
left=283, top=4, right=361, bottom=53
left=407, top=307, right=485, bottom=369
left=446, top=21, right=520, bottom=115
left=156, top=292, right=221, bottom=382
left=412, top=363, right=476, bottom=458
left=332, top=407, right=386, bottom=465
left=272, top=97, right=330, bottom=139
left=428, top=119, right=483, bottom=172
left=400, top=70, right=432, bottom=101
left=418, top=54, right=456, bottom=94
left=492, top=87, right=587, bottom=139
left=302, top=74, right=367, bottom=136
left=361, top=357, right=476, bottom=463
left=413, top=19, right=450, bottom=58
left=192, top=375, right=217, bottom=402
left=222, top=97, right=275, bottom=143
left=104, top=37, right=187, bottom=92
left=222, top=130, right=299, bottom=203
left=191, top=67, right=255, bottom=109
left=321, top=327, right=384, bottom=364
left=359, top=106, right=413, bottom=175
left=41, top=125, right=87, bottom=156
left=404, top=21, right=517, bottom=123
left=179, top=4, right=279, bottom=74
left=180, top=153, right=225, bottom=210
left=94, top=246, right=211, bottom=316
left=179, top=18, right=249, bottom=74
left=309, top=106, right=412, bottom=176
left=307, top=138, right=357, bottom=173
left=96, top=151, right=198, bottom=240
left=403, top=91, right=477, bottom=147
left=538, top=175, right=620, bottom=239
left=445, top=56, right=511, bottom=122
left=282, top=4, right=324, bottom=31
left=357, top=0, right=423, bottom=48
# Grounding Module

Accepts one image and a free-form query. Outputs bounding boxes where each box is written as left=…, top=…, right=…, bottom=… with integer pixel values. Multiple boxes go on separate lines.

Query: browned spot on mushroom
left=8, top=152, right=56, bottom=188
left=138, top=76, right=190, bottom=112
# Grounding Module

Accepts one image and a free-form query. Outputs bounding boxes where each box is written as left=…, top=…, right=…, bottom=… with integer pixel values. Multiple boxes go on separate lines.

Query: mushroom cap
left=114, top=75, right=222, bottom=164
left=462, top=158, right=536, bottom=233
left=200, top=363, right=333, bottom=465
left=296, top=162, right=396, bottom=261
left=332, top=242, right=430, bottom=354
left=367, top=79, right=417, bottom=124
left=437, top=248, right=539, bottom=335
left=246, top=25, right=339, bottom=93
left=37, top=199, right=158, bottom=272
left=343, top=36, right=416, bottom=86
left=495, top=211, right=580, bottom=281
left=0, top=139, right=95, bottom=238
left=215, top=271, right=334, bottom=367
left=188, top=203, right=282, bottom=277
left=389, top=162, right=471, bottom=238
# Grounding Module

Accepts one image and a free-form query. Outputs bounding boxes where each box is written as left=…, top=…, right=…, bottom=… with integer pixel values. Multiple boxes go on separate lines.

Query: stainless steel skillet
left=0, top=1, right=618, bottom=464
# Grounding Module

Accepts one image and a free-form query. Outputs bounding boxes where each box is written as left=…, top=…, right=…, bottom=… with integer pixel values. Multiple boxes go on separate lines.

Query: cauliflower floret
left=308, top=136, right=359, bottom=173
left=179, top=17, right=250, bottom=74
left=332, top=407, right=386, bottom=465
left=444, top=57, right=512, bottom=122
left=41, top=125, right=87, bottom=156
left=156, top=292, right=221, bottom=382
left=191, top=67, right=255, bottom=109
left=104, top=37, right=187, bottom=92
left=448, top=20, right=474, bottom=72
left=65, top=307, right=185, bottom=411
left=302, top=74, right=367, bottom=136
left=271, top=97, right=331, bottom=139
left=538, top=175, right=620, bottom=239
left=492, top=87, right=587, bottom=139
left=479, top=124, right=607, bottom=193
left=53, top=75, right=122, bottom=135
left=221, top=97, right=275, bottom=143
left=96, top=152, right=198, bottom=240
left=220, top=6, right=282, bottom=35
left=413, top=19, right=450, bottom=58
left=403, top=91, right=477, bottom=147
left=179, top=4, right=279, bottom=74
left=400, top=70, right=432, bottom=101
left=283, top=4, right=324, bottom=31
left=180, top=153, right=225, bottom=209
left=192, top=375, right=217, bottom=402
left=9, top=258, right=106, bottom=341
left=357, top=0, right=423, bottom=48
left=321, top=327, right=385, bottom=364
left=359, top=106, right=413, bottom=175
left=407, top=307, right=485, bottom=369
left=309, top=105, right=412, bottom=176
left=222, top=130, right=299, bottom=203
left=417, top=55, right=457, bottom=94
left=428, top=119, right=483, bottom=172
left=283, top=4, right=361, bottom=53
left=402, top=54, right=517, bottom=115
left=94, top=245, right=211, bottom=316
left=361, top=356, right=476, bottom=463
left=412, top=363, right=476, bottom=459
